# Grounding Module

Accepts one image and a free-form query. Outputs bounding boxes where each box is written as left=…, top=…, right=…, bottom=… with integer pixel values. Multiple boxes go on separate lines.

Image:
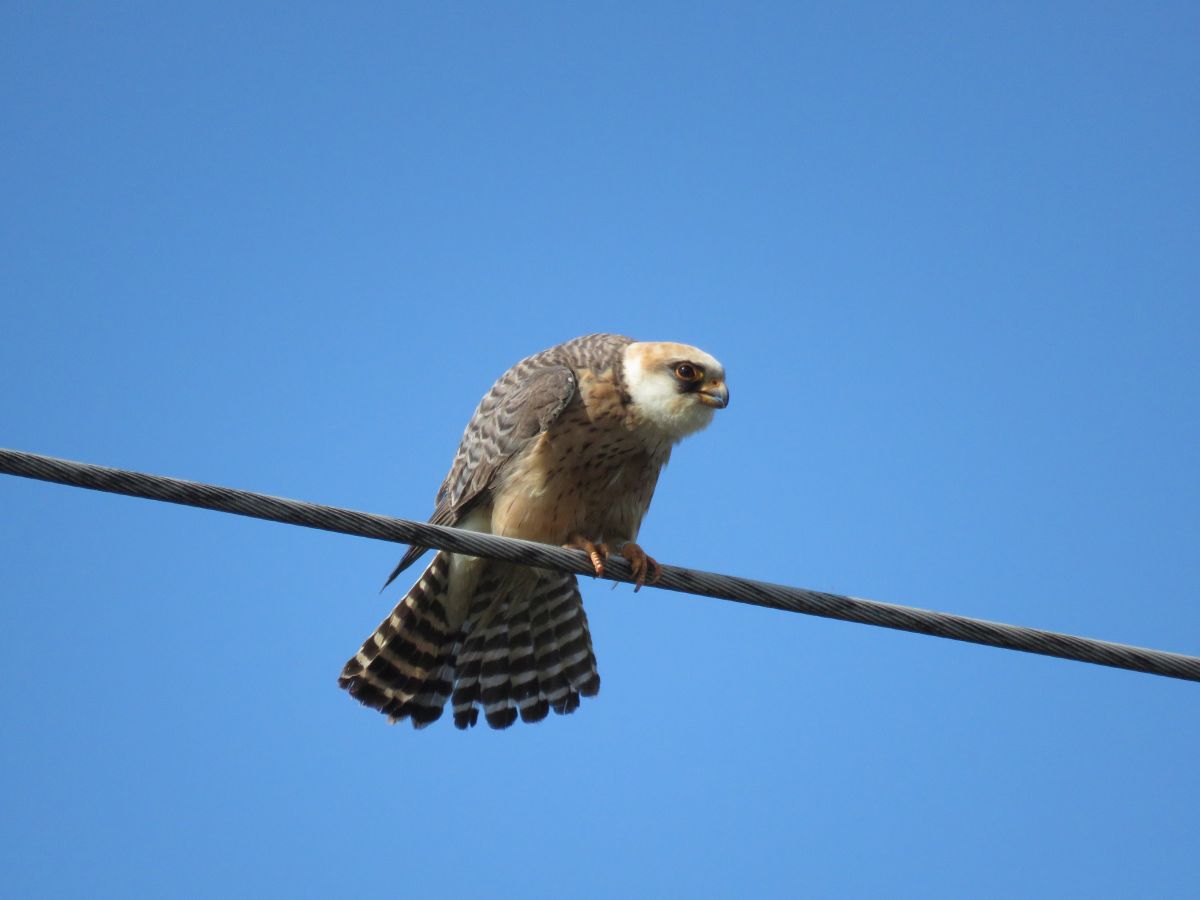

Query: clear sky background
left=2, top=4, right=1198, bottom=898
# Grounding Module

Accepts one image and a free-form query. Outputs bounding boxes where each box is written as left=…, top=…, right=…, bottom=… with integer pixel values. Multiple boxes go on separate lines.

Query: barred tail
left=451, top=570, right=600, bottom=730
left=340, top=560, right=601, bottom=730
left=338, top=552, right=456, bottom=728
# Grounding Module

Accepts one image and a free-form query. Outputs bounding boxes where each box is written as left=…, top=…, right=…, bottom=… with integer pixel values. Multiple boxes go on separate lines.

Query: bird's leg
left=617, top=542, right=662, bottom=592
left=564, top=534, right=609, bottom=578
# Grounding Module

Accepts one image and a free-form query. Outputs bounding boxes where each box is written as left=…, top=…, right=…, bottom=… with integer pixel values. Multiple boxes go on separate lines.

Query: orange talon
left=564, top=535, right=608, bottom=577
left=619, top=542, right=661, bottom=592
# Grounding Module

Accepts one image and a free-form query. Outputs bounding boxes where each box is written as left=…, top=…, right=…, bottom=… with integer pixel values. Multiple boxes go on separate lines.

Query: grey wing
left=383, top=359, right=578, bottom=587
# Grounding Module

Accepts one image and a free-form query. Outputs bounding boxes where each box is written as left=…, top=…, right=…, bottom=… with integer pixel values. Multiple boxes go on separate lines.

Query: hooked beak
left=697, top=381, right=729, bottom=409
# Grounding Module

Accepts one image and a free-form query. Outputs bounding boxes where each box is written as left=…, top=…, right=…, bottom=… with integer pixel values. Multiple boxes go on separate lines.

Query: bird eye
left=674, top=363, right=702, bottom=382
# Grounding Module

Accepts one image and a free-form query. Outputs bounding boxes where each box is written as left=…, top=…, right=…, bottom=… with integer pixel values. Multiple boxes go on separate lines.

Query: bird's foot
left=618, top=542, right=662, bottom=592
left=564, top=535, right=609, bottom=578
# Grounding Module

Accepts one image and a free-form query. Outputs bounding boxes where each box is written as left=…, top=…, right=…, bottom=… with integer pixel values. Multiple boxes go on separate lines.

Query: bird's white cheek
left=652, top=396, right=713, bottom=439
left=632, top=382, right=677, bottom=420
left=676, top=401, right=714, bottom=436
left=625, top=372, right=715, bottom=440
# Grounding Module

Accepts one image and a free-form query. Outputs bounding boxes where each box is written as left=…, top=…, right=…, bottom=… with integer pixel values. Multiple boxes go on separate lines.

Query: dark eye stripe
left=670, top=361, right=706, bottom=392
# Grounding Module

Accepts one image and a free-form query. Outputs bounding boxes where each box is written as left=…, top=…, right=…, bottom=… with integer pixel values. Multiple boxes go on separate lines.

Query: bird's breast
left=488, top=401, right=664, bottom=545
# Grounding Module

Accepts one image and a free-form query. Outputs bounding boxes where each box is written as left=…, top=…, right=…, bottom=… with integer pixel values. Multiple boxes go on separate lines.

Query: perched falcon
left=339, top=333, right=728, bottom=729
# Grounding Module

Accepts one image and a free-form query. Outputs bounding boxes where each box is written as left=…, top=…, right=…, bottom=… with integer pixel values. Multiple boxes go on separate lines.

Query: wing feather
left=384, top=359, right=578, bottom=584
left=438, top=361, right=577, bottom=516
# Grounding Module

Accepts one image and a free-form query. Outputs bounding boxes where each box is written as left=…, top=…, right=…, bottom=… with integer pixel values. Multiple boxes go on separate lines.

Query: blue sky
left=2, top=3, right=1198, bottom=897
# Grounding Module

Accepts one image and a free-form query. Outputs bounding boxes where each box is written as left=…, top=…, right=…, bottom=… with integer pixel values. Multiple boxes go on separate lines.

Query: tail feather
left=534, top=574, right=601, bottom=711
left=450, top=580, right=497, bottom=728
left=338, top=553, right=456, bottom=728
left=341, top=558, right=601, bottom=730
left=479, top=610, right=518, bottom=729
left=508, top=600, right=547, bottom=724
left=530, top=582, right=576, bottom=713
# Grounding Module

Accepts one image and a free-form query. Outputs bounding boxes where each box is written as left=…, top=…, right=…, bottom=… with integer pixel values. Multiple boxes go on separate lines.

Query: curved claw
left=564, top=535, right=609, bottom=577
left=619, top=542, right=661, bottom=592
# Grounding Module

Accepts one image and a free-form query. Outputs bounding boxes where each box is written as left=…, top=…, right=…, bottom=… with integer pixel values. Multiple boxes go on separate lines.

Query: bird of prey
left=339, top=333, right=729, bottom=729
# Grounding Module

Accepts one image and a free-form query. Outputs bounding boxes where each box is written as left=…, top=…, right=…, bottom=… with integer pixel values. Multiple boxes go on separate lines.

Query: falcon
left=339, top=333, right=729, bottom=729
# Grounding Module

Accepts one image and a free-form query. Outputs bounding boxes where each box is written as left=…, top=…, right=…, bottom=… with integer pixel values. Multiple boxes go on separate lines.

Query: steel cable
left=3, top=446, right=1198, bottom=684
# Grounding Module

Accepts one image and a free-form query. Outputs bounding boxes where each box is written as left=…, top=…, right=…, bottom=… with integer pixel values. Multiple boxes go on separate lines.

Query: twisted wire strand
left=3, top=447, right=1198, bottom=684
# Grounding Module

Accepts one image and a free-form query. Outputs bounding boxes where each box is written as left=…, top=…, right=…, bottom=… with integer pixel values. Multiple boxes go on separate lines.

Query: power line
left=3, top=446, right=1198, bottom=684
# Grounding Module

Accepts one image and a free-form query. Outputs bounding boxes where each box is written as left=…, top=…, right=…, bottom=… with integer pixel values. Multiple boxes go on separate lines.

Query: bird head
left=622, top=341, right=729, bottom=440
